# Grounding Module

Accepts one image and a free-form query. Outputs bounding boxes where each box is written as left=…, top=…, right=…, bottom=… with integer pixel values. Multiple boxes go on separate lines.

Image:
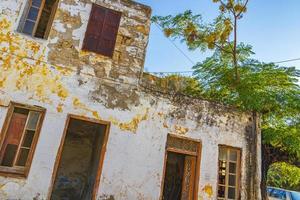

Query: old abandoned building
left=0, top=0, right=261, bottom=199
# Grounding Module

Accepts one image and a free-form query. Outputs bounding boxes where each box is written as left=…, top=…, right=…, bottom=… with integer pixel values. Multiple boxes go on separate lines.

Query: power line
left=152, top=23, right=300, bottom=75
left=154, top=23, right=196, bottom=65
left=149, top=71, right=193, bottom=76
left=274, top=58, right=300, bottom=64
left=149, top=57, right=300, bottom=75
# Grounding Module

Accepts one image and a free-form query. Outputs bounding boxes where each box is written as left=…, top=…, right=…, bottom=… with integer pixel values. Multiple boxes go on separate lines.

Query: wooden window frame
left=0, top=102, right=46, bottom=178
left=159, top=134, right=202, bottom=200
left=47, top=114, right=111, bottom=200
left=217, top=145, right=242, bottom=200
left=82, top=3, right=122, bottom=57
left=19, top=0, right=58, bottom=39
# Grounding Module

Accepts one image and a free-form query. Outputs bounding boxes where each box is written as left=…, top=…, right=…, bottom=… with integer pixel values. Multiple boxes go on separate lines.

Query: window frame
left=0, top=102, right=46, bottom=178
left=18, top=0, right=58, bottom=39
left=217, top=145, right=242, bottom=200
left=47, top=114, right=111, bottom=200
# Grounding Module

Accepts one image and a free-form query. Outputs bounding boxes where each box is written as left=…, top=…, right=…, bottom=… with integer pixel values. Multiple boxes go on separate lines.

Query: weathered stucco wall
left=0, top=0, right=261, bottom=199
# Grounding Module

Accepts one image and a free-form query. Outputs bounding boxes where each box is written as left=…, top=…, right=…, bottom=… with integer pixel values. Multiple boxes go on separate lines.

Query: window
left=19, top=0, right=59, bottom=39
left=49, top=115, right=111, bottom=200
left=82, top=4, right=122, bottom=57
left=0, top=102, right=45, bottom=177
left=217, top=146, right=241, bottom=200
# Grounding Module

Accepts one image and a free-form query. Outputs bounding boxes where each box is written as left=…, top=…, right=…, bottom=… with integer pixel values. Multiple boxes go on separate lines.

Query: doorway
left=161, top=135, right=201, bottom=200
left=49, top=115, right=110, bottom=200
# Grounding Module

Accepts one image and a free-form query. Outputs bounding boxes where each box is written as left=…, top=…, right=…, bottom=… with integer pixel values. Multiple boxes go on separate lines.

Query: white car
left=267, top=187, right=300, bottom=200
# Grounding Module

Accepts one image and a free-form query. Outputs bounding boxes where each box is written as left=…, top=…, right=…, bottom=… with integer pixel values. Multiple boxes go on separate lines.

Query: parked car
left=267, top=187, right=300, bottom=200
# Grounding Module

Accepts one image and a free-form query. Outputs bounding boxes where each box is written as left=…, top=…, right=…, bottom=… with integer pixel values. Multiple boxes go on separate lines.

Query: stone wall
left=0, top=0, right=261, bottom=199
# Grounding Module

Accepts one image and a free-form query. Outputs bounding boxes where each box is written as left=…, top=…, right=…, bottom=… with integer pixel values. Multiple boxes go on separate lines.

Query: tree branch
left=219, top=0, right=236, bottom=15
left=237, top=0, right=249, bottom=18
left=214, top=42, right=233, bottom=55
left=233, top=16, right=240, bottom=83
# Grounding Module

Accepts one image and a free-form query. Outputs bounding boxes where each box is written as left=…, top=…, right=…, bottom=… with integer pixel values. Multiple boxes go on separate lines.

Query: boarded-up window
left=217, top=146, right=241, bottom=200
left=0, top=103, right=45, bottom=177
left=82, top=4, right=121, bottom=57
left=19, top=0, right=59, bottom=39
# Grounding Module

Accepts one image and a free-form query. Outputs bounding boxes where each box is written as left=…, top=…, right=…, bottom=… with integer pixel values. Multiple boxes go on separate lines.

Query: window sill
left=14, top=31, right=48, bottom=44
left=0, top=166, right=27, bottom=179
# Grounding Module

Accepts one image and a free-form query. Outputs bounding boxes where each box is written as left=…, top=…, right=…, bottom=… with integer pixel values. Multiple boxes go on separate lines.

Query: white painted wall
left=0, top=88, right=259, bottom=199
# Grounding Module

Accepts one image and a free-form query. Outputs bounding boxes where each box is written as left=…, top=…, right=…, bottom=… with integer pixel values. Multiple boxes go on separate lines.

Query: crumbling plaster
left=0, top=0, right=261, bottom=199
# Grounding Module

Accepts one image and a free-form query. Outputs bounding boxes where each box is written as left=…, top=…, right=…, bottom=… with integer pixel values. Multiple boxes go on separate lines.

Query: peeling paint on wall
left=109, top=108, right=149, bottom=133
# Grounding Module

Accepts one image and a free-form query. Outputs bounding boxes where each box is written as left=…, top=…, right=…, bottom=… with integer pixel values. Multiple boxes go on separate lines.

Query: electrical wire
left=154, top=23, right=196, bottom=65
left=150, top=23, right=300, bottom=75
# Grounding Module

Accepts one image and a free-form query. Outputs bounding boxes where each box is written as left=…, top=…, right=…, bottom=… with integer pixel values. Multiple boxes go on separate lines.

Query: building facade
left=0, top=0, right=261, bottom=199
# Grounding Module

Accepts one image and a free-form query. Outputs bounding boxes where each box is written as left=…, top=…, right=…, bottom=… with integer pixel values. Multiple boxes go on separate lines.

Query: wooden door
left=181, top=156, right=197, bottom=200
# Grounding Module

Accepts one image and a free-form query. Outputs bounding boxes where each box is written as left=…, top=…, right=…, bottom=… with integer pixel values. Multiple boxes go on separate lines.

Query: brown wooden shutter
left=83, top=4, right=121, bottom=57
left=181, top=156, right=197, bottom=200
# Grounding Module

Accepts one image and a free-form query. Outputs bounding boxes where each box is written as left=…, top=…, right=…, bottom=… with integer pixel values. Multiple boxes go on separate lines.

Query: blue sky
left=136, top=0, right=300, bottom=72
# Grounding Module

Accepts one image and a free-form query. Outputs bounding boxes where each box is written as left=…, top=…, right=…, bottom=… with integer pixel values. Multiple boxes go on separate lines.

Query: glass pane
left=26, top=112, right=40, bottom=130
left=22, top=130, right=35, bottom=148
left=229, top=162, right=237, bottom=173
left=219, top=148, right=227, bottom=160
left=219, top=160, right=227, bottom=174
left=218, top=173, right=226, bottom=185
left=218, top=186, right=226, bottom=198
left=228, top=187, right=236, bottom=199
left=27, top=7, right=39, bottom=21
left=16, top=148, right=30, bottom=166
left=34, top=3, right=51, bottom=39
left=14, top=107, right=29, bottom=115
left=23, top=20, right=35, bottom=35
left=1, top=144, right=17, bottom=167
left=32, top=0, right=42, bottom=7
left=230, top=150, right=237, bottom=161
left=229, top=175, right=236, bottom=186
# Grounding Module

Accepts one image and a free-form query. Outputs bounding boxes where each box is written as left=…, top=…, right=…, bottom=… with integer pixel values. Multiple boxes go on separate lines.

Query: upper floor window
left=82, top=4, right=122, bottom=57
left=18, top=0, right=59, bottom=39
left=217, top=146, right=241, bottom=200
left=0, top=102, right=45, bottom=177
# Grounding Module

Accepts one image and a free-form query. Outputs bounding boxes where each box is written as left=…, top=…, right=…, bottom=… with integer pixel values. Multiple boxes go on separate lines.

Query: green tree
left=153, top=0, right=300, bottom=198
left=268, top=162, right=300, bottom=191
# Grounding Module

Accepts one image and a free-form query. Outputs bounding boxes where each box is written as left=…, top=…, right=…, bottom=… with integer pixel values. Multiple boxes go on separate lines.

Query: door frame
left=47, top=114, right=111, bottom=200
left=160, top=134, right=202, bottom=200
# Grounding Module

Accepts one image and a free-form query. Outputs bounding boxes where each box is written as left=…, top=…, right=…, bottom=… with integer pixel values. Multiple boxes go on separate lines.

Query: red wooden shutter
left=4, top=113, right=27, bottom=146
left=83, top=4, right=121, bottom=57
left=0, top=113, right=27, bottom=166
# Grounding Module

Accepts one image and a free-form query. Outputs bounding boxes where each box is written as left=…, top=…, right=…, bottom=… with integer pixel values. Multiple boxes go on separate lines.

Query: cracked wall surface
left=0, top=0, right=261, bottom=199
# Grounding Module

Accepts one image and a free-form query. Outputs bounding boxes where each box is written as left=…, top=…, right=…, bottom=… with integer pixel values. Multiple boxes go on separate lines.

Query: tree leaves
left=152, top=10, right=234, bottom=52
left=268, top=162, right=300, bottom=191
left=191, top=45, right=300, bottom=159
